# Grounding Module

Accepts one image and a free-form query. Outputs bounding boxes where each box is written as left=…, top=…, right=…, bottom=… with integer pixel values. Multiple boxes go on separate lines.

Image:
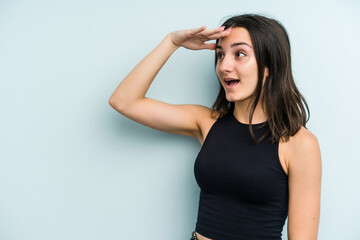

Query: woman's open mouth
left=224, top=78, right=240, bottom=88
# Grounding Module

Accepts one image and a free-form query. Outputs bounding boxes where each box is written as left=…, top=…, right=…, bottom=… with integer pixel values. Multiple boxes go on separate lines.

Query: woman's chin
left=225, top=94, right=240, bottom=102
left=226, top=92, right=252, bottom=103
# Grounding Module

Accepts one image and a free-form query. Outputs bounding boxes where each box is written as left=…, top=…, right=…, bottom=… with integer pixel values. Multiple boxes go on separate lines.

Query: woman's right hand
left=170, top=26, right=232, bottom=50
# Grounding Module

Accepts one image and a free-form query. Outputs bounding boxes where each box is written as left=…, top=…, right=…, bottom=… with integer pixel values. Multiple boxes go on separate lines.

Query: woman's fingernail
left=221, top=26, right=225, bottom=29
left=228, top=28, right=232, bottom=31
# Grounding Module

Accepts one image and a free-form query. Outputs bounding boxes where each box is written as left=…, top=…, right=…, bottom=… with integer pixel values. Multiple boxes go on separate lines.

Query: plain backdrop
left=1, top=0, right=359, bottom=239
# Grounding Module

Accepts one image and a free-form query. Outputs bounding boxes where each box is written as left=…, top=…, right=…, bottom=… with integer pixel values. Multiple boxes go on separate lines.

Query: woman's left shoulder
left=280, top=126, right=321, bottom=173
left=291, top=126, right=320, bottom=152
left=292, top=126, right=319, bottom=146
left=287, top=126, right=321, bottom=170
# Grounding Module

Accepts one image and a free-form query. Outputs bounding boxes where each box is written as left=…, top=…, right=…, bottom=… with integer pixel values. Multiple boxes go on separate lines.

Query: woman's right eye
left=216, top=52, right=224, bottom=59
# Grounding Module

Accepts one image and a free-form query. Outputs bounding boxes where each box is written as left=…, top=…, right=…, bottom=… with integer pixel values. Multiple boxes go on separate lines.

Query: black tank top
left=194, top=110, right=288, bottom=240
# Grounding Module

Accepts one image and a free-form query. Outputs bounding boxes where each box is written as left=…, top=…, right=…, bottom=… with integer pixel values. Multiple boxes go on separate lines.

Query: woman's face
left=216, top=27, right=267, bottom=103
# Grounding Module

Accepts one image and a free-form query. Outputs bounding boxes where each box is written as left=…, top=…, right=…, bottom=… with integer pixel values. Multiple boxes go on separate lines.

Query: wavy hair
left=212, top=14, right=310, bottom=144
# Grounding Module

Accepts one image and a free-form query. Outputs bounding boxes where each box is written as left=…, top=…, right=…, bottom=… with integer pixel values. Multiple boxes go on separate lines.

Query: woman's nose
left=218, top=55, right=234, bottom=73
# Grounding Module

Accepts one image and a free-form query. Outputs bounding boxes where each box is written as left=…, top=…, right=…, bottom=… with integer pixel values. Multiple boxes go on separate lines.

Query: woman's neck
left=233, top=100, right=267, bottom=124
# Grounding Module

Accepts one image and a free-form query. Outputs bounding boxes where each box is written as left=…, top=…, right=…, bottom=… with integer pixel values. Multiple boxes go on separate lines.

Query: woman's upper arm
left=287, top=128, right=322, bottom=240
left=109, top=97, right=213, bottom=141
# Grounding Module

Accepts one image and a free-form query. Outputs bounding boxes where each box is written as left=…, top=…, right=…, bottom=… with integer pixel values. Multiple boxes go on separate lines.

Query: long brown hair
left=212, top=14, right=310, bottom=144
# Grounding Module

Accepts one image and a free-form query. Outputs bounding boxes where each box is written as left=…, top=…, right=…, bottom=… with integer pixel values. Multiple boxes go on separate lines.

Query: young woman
left=109, top=14, right=322, bottom=240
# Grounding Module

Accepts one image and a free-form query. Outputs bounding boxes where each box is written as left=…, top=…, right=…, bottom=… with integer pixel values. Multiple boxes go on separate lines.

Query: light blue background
left=1, top=0, right=359, bottom=239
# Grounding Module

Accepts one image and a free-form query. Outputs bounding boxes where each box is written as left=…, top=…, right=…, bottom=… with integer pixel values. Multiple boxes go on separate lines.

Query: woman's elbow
left=109, top=97, right=127, bottom=114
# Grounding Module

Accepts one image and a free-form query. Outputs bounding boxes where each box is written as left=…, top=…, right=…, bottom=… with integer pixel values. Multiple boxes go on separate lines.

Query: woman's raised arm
left=109, top=26, right=230, bottom=142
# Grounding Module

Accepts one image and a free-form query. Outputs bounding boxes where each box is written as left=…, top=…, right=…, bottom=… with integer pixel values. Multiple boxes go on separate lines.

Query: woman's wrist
left=164, top=33, right=181, bottom=51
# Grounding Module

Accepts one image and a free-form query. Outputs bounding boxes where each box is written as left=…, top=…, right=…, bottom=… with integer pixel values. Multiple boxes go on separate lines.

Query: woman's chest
left=194, top=131, right=288, bottom=203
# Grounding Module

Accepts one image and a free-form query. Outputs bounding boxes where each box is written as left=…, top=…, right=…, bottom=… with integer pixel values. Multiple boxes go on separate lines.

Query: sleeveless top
left=194, top=110, right=289, bottom=240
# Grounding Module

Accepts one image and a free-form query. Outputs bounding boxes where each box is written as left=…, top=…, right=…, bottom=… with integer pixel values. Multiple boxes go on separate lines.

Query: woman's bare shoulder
left=186, top=105, right=220, bottom=145
left=281, top=126, right=321, bottom=171
left=290, top=127, right=319, bottom=151
left=197, top=106, right=220, bottom=126
left=183, top=104, right=219, bottom=121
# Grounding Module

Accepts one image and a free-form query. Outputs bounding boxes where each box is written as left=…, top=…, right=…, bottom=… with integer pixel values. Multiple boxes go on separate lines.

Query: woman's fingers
left=196, top=27, right=232, bottom=42
left=189, top=26, right=223, bottom=37
left=188, top=25, right=207, bottom=35
left=206, top=27, right=232, bottom=39
left=201, top=26, right=226, bottom=36
left=187, top=25, right=231, bottom=39
left=175, top=25, right=232, bottom=50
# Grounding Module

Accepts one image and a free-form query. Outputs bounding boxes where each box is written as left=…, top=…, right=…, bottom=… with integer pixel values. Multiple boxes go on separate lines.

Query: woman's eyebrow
left=216, top=42, right=253, bottom=49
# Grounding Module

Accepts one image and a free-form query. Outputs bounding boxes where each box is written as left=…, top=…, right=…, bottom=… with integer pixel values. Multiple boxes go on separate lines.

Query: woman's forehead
left=217, top=27, right=253, bottom=48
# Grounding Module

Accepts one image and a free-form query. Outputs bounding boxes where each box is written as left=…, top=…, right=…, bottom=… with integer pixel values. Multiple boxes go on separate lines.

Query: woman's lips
left=224, top=78, right=240, bottom=88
